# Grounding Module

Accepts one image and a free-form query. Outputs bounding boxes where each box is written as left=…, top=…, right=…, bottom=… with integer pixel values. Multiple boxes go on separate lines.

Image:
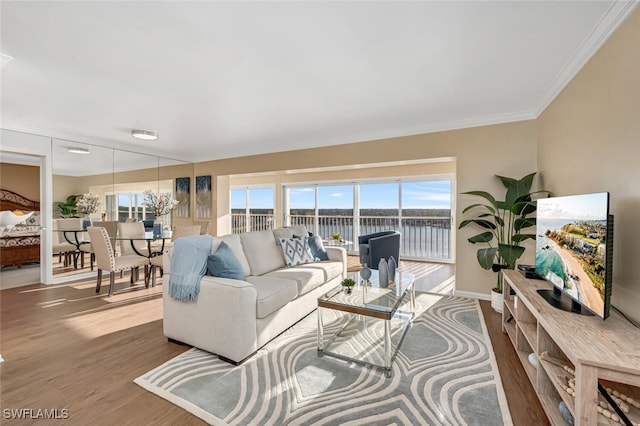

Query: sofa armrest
left=163, top=274, right=259, bottom=362
left=162, top=242, right=175, bottom=274
left=325, top=246, right=347, bottom=278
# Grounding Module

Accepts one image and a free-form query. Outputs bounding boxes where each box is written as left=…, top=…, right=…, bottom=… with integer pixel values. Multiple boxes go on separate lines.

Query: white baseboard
left=455, top=290, right=490, bottom=301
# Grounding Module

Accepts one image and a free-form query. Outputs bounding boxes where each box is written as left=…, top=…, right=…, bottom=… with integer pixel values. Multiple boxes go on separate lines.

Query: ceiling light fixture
left=131, top=129, right=158, bottom=140
left=67, top=147, right=90, bottom=154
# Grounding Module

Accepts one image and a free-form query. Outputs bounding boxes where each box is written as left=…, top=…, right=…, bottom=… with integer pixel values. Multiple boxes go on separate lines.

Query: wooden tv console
left=502, top=270, right=640, bottom=425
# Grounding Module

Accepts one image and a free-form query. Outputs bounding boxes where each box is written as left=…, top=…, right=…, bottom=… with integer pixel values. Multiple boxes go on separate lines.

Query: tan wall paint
left=216, top=176, right=231, bottom=235
left=195, top=120, right=538, bottom=295
left=0, top=163, right=40, bottom=201
left=52, top=175, right=79, bottom=204
left=538, top=8, right=640, bottom=321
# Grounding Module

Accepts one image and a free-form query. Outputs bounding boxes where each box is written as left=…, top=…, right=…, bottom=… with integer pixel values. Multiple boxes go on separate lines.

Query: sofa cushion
left=264, top=267, right=326, bottom=297
left=273, top=225, right=309, bottom=241
left=207, top=241, right=245, bottom=280
left=211, top=234, right=251, bottom=277
left=295, top=261, right=343, bottom=283
left=278, top=237, right=315, bottom=267
left=245, top=276, right=298, bottom=319
left=240, top=230, right=285, bottom=276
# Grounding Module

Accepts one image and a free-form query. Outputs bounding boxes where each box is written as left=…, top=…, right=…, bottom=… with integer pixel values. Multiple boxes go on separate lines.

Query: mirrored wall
left=51, top=138, right=193, bottom=280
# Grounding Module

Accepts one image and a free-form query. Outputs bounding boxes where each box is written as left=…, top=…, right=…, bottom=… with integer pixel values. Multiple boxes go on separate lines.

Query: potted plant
left=341, top=277, right=356, bottom=294
left=56, top=195, right=80, bottom=218
left=458, top=173, right=547, bottom=312
left=330, top=232, right=342, bottom=241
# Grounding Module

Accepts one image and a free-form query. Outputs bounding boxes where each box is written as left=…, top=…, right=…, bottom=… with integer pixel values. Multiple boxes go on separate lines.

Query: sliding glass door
left=284, top=177, right=453, bottom=261
left=231, top=186, right=275, bottom=232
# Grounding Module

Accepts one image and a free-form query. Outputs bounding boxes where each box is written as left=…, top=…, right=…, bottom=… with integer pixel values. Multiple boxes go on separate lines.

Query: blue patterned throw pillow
left=278, top=237, right=315, bottom=267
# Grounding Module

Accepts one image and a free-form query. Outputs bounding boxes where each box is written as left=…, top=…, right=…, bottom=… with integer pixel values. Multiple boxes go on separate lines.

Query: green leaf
left=468, top=231, right=494, bottom=244
left=498, top=244, right=526, bottom=269
left=461, top=191, right=498, bottom=210
left=462, top=203, right=496, bottom=214
left=511, top=201, right=536, bottom=216
left=514, top=217, right=536, bottom=231
left=504, top=173, right=536, bottom=209
left=477, top=247, right=498, bottom=269
left=512, top=233, right=536, bottom=242
left=496, top=175, right=517, bottom=189
left=459, top=219, right=497, bottom=230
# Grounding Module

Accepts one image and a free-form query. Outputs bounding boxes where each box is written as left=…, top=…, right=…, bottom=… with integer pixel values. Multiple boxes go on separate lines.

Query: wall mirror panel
left=52, top=139, right=114, bottom=279
left=51, top=140, right=192, bottom=281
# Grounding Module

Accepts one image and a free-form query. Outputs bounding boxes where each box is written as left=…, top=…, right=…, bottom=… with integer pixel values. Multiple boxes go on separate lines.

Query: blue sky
left=232, top=180, right=451, bottom=210
left=537, top=192, right=608, bottom=220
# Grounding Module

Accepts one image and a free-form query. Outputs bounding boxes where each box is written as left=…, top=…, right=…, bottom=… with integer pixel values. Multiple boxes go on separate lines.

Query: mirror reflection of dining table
left=113, top=231, right=172, bottom=286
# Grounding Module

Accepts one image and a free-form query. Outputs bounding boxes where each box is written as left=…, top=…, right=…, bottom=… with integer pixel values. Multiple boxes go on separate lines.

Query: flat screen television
left=535, top=192, right=613, bottom=319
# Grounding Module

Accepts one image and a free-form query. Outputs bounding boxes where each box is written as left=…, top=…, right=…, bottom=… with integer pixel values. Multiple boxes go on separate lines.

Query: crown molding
left=531, top=1, right=639, bottom=117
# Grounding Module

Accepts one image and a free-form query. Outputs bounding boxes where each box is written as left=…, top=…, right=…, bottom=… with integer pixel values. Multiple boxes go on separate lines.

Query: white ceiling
left=1, top=1, right=637, bottom=164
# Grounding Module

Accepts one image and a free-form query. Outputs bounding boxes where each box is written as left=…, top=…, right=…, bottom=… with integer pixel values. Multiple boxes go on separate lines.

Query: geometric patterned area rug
left=135, top=293, right=512, bottom=425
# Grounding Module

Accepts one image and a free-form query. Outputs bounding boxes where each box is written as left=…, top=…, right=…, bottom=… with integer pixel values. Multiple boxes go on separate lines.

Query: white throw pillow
left=278, top=237, right=315, bottom=267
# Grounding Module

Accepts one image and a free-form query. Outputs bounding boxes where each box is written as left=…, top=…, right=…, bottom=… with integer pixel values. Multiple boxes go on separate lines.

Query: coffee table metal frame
left=317, top=270, right=415, bottom=377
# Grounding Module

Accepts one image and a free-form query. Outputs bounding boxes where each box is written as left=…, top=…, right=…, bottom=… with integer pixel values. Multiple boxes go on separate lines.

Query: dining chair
left=193, top=221, right=211, bottom=235
left=87, top=226, right=149, bottom=296
left=117, top=221, right=150, bottom=257
left=149, top=225, right=202, bottom=284
left=80, top=221, right=118, bottom=270
left=56, top=218, right=88, bottom=268
left=52, top=218, right=76, bottom=266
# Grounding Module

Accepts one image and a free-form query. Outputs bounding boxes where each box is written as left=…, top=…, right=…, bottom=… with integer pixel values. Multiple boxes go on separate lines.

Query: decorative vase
left=343, top=286, right=352, bottom=295
left=153, top=218, right=163, bottom=237
left=388, top=256, right=396, bottom=282
left=378, top=258, right=389, bottom=288
left=360, top=263, right=372, bottom=281
left=491, top=289, right=503, bottom=313
left=491, top=270, right=504, bottom=312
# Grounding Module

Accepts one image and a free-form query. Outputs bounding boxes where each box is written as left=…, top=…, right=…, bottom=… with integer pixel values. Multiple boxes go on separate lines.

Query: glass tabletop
left=318, top=269, right=414, bottom=317
left=113, top=231, right=172, bottom=241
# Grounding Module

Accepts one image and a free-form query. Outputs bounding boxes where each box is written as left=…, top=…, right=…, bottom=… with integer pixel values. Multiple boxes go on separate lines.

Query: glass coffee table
left=317, top=269, right=415, bottom=377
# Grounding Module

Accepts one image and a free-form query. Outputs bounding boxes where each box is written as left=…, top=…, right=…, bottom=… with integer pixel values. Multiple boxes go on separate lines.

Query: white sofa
left=162, top=226, right=347, bottom=364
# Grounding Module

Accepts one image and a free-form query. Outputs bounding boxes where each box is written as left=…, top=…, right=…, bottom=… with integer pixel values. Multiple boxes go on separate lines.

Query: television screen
left=535, top=192, right=612, bottom=319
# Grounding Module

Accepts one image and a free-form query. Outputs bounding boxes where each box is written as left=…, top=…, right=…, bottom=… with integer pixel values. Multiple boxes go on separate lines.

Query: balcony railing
left=230, top=213, right=451, bottom=261
left=231, top=213, right=275, bottom=234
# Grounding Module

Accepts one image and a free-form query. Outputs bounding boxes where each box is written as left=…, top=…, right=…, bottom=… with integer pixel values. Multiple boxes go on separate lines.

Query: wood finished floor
left=1, top=261, right=546, bottom=425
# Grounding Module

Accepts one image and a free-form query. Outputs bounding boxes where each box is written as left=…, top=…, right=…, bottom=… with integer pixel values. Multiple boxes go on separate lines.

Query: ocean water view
left=535, top=216, right=606, bottom=312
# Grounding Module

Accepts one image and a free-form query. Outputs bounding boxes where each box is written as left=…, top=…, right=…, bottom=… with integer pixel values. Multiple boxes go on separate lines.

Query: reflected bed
left=0, top=189, right=41, bottom=268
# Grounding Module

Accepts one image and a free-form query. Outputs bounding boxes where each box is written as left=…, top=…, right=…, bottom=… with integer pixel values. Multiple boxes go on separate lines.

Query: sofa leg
left=219, top=351, right=258, bottom=366
left=168, top=338, right=188, bottom=346
left=218, top=355, right=242, bottom=366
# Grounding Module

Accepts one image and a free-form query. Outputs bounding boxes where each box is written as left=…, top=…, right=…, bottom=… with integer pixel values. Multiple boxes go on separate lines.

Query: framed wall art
left=195, top=175, right=211, bottom=219
left=174, top=177, right=190, bottom=218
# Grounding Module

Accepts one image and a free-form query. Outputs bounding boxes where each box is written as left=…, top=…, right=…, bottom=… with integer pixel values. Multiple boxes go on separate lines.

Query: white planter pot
left=491, top=290, right=503, bottom=313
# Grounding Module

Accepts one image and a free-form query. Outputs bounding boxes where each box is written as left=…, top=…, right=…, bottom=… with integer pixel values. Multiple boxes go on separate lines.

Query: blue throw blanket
left=168, top=235, right=213, bottom=302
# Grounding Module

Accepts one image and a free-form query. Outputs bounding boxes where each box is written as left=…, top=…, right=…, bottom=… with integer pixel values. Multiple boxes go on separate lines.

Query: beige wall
left=538, top=8, right=640, bottom=321
left=195, top=120, right=538, bottom=296
left=1, top=163, right=40, bottom=202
